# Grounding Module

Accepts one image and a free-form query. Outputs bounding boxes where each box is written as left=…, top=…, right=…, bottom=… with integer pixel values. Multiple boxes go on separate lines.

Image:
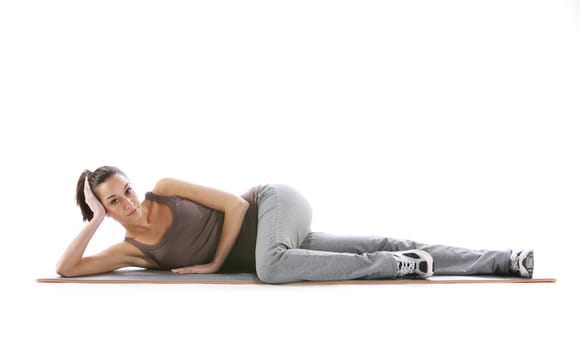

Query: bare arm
left=56, top=218, right=138, bottom=277
left=153, top=178, right=249, bottom=273
left=56, top=215, right=102, bottom=276
left=56, top=177, right=133, bottom=277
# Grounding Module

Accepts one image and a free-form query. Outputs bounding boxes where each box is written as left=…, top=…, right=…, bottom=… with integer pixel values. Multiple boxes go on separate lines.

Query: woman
left=57, top=166, right=534, bottom=283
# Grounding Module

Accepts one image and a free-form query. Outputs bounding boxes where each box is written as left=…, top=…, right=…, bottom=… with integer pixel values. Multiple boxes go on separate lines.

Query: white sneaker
left=510, top=250, right=534, bottom=278
left=393, top=249, right=434, bottom=278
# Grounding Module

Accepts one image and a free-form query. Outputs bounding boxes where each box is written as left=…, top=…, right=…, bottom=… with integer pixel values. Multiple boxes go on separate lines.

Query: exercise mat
left=37, top=268, right=556, bottom=285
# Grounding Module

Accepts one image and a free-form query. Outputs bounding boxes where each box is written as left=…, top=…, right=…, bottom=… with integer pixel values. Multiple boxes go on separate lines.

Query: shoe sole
left=519, top=250, right=534, bottom=278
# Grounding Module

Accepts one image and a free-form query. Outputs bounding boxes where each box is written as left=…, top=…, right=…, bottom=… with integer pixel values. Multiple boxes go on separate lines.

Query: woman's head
left=76, top=166, right=128, bottom=221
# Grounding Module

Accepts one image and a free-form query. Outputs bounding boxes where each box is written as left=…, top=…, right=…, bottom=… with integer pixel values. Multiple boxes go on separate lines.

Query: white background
left=1, top=1, right=579, bottom=349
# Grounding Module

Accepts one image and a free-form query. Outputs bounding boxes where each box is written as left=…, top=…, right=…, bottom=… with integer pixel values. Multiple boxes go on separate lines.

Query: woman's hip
left=256, top=184, right=313, bottom=248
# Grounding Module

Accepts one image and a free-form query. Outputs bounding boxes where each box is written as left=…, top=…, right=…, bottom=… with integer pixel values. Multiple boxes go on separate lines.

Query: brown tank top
left=124, top=185, right=263, bottom=272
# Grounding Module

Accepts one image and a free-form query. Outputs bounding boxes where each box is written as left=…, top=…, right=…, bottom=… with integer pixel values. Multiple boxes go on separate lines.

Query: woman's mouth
left=127, top=208, right=137, bottom=216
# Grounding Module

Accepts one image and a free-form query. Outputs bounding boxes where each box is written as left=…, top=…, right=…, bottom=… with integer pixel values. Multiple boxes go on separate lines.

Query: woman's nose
left=123, top=197, right=134, bottom=208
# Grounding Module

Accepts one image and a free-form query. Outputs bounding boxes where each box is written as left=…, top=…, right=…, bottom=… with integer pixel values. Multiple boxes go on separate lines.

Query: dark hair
left=76, top=166, right=127, bottom=221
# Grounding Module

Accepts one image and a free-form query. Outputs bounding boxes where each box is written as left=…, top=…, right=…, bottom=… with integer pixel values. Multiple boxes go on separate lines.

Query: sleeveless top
left=124, top=185, right=264, bottom=272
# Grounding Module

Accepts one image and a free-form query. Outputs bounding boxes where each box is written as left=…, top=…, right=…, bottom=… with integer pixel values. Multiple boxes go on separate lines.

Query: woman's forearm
left=211, top=198, right=249, bottom=268
left=56, top=215, right=104, bottom=275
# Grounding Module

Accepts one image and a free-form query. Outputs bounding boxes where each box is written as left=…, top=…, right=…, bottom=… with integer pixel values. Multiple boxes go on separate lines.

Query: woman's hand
left=171, top=262, right=220, bottom=274
left=85, top=176, right=106, bottom=220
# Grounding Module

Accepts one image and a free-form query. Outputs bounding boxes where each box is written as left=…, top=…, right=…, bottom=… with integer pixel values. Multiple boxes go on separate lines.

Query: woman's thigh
left=256, top=184, right=313, bottom=252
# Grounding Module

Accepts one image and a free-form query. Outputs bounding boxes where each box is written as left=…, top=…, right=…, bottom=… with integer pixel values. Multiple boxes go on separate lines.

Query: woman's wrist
left=89, top=212, right=106, bottom=225
left=210, top=258, right=224, bottom=270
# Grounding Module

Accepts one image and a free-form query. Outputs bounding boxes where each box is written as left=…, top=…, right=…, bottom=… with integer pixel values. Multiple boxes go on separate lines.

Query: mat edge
left=36, top=278, right=557, bottom=285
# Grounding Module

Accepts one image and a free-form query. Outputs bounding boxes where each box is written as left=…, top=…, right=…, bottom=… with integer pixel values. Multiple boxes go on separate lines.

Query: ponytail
left=76, top=170, right=93, bottom=222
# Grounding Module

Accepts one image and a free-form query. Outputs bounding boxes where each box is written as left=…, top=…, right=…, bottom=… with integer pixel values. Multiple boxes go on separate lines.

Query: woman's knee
left=256, top=261, right=287, bottom=284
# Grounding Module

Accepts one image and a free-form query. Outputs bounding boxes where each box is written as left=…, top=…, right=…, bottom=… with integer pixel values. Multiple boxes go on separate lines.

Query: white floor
left=2, top=1, right=579, bottom=349
left=3, top=268, right=574, bottom=350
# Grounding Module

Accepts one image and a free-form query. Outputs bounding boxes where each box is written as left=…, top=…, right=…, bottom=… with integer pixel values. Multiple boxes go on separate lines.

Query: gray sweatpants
left=254, top=184, right=512, bottom=284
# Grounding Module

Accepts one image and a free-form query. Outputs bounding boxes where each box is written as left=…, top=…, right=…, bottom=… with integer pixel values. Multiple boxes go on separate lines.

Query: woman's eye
left=110, top=199, right=119, bottom=205
left=126, top=188, right=133, bottom=195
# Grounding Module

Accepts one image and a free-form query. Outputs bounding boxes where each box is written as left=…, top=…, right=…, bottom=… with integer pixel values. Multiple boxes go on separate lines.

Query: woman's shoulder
left=151, top=177, right=180, bottom=194
left=144, top=188, right=179, bottom=207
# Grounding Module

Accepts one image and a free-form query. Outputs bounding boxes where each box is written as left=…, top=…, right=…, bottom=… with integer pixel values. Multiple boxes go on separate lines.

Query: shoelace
left=398, top=259, right=416, bottom=275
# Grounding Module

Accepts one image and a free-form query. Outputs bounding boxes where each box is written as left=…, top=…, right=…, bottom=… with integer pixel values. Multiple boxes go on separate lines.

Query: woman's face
left=94, top=173, right=142, bottom=223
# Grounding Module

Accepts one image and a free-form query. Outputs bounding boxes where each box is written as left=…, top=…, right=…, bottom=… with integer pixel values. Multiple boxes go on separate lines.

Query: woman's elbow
left=236, top=198, right=250, bottom=213
left=56, top=267, right=73, bottom=277
left=226, top=197, right=249, bottom=217
left=56, top=263, right=80, bottom=277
